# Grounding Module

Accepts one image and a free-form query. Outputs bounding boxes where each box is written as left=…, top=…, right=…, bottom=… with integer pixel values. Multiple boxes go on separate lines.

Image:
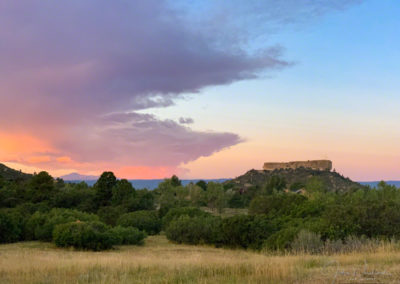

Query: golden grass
left=1, top=236, right=400, bottom=283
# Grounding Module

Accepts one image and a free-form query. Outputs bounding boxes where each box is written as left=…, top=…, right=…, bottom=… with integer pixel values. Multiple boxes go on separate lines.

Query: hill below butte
left=225, top=160, right=364, bottom=193
left=0, top=163, right=32, bottom=181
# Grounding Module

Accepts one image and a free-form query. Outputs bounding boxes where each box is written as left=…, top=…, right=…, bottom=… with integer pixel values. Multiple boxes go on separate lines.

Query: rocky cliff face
left=263, top=160, right=332, bottom=171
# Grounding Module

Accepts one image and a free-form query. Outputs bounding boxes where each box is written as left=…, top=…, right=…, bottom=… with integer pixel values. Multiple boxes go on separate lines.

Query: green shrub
left=0, top=210, right=22, bottom=243
left=117, top=210, right=161, bottom=235
left=97, top=206, right=126, bottom=226
left=220, top=215, right=254, bottom=248
left=26, top=208, right=99, bottom=241
left=162, top=207, right=210, bottom=229
left=108, top=226, right=146, bottom=245
left=220, top=215, right=274, bottom=249
left=228, top=192, right=251, bottom=208
left=165, top=215, right=222, bottom=245
left=263, top=227, right=300, bottom=251
left=249, top=193, right=306, bottom=216
left=53, top=221, right=114, bottom=251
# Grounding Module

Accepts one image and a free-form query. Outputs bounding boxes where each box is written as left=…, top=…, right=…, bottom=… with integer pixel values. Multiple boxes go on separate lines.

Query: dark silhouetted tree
left=94, top=172, right=117, bottom=207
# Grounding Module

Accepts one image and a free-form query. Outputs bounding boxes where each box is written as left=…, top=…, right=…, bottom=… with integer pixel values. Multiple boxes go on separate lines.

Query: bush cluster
left=0, top=210, right=23, bottom=243
left=162, top=207, right=210, bottom=229
left=117, top=210, right=161, bottom=235
left=53, top=221, right=147, bottom=250
left=26, top=208, right=99, bottom=241
left=109, top=226, right=146, bottom=245
left=165, top=214, right=276, bottom=249
left=53, top=221, right=114, bottom=250
left=165, top=215, right=222, bottom=245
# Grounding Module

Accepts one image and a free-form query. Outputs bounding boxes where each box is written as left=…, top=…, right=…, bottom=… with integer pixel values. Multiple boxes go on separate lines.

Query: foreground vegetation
left=2, top=166, right=400, bottom=252
left=2, top=165, right=400, bottom=282
left=1, top=235, right=400, bottom=283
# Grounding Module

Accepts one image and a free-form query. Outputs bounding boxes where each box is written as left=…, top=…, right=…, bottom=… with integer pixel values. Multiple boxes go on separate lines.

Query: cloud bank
left=0, top=0, right=361, bottom=177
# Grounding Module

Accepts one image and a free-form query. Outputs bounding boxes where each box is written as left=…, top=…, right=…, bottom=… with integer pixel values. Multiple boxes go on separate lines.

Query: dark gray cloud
left=179, top=117, right=194, bottom=124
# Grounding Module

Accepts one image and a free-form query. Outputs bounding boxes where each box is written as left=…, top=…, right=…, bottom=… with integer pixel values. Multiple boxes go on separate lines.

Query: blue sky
left=150, top=0, right=400, bottom=180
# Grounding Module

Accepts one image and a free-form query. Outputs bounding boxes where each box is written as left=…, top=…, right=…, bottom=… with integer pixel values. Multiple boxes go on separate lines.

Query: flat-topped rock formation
left=263, top=160, right=332, bottom=171
left=225, top=166, right=363, bottom=193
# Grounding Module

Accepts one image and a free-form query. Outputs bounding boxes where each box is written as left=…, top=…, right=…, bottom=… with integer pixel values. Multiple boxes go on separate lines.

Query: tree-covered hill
left=0, top=163, right=32, bottom=181
left=225, top=167, right=364, bottom=193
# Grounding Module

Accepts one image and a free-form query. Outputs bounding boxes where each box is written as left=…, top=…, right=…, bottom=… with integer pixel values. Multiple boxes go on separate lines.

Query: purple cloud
left=0, top=0, right=362, bottom=172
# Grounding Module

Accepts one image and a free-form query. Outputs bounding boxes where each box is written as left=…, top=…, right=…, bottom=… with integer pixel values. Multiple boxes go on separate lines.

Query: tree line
left=1, top=170, right=400, bottom=252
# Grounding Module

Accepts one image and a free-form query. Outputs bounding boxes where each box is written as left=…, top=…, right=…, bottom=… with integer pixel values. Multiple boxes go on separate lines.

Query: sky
left=1, top=0, right=399, bottom=181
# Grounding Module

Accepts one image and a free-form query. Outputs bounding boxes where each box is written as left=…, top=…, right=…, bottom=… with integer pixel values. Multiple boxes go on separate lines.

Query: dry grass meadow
left=1, top=235, right=400, bottom=283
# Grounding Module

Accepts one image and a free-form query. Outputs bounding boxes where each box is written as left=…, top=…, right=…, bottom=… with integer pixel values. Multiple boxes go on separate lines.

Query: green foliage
left=249, top=193, right=307, bottom=216
left=290, top=182, right=305, bottom=191
left=264, top=227, right=300, bottom=251
left=305, top=177, right=325, bottom=193
left=171, top=175, right=182, bottom=187
left=127, top=189, right=155, bottom=211
left=108, top=226, right=146, bottom=245
left=195, top=180, right=207, bottom=191
left=264, top=175, right=286, bottom=194
left=97, top=205, right=126, bottom=226
left=228, top=192, right=251, bottom=208
left=158, top=175, right=182, bottom=192
left=117, top=210, right=161, bottom=235
left=26, top=208, right=99, bottom=241
left=220, top=215, right=274, bottom=249
left=0, top=210, right=23, bottom=243
left=53, top=221, right=114, bottom=251
left=52, top=183, right=95, bottom=212
left=94, top=172, right=117, bottom=207
left=0, top=183, right=20, bottom=208
left=206, top=182, right=227, bottom=213
left=28, top=172, right=57, bottom=202
left=165, top=215, right=222, bottom=245
left=111, top=179, right=136, bottom=206
left=162, top=207, right=210, bottom=229
left=4, top=164, right=400, bottom=254
left=187, top=184, right=207, bottom=207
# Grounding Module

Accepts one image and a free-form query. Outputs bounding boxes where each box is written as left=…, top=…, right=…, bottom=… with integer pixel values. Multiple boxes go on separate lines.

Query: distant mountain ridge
left=66, top=178, right=230, bottom=189
left=360, top=181, right=400, bottom=188
left=60, top=172, right=99, bottom=181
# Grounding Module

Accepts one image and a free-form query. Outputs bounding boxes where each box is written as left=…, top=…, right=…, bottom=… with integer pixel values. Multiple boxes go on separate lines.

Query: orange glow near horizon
left=0, top=132, right=53, bottom=156
left=1, top=131, right=399, bottom=181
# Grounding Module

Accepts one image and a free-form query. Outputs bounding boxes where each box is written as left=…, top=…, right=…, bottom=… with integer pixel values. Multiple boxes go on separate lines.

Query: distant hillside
left=67, top=178, right=230, bottom=189
left=360, top=181, right=400, bottom=188
left=225, top=167, right=364, bottom=192
left=60, top=172, right=99, bottom=181
left=0, top=163, right=32, bottom=181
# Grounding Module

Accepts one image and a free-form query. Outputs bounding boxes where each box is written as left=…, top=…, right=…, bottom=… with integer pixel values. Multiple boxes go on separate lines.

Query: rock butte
left=263, top=160, right=332, bottom=171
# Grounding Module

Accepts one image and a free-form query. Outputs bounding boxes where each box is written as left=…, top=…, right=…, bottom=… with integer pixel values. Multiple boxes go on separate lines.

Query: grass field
left=1, top=235, right=400, bottom=283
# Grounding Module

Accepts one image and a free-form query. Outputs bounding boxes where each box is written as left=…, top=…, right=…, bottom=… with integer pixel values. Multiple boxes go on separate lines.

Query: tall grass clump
left=291, top=230, right=324, bottom=254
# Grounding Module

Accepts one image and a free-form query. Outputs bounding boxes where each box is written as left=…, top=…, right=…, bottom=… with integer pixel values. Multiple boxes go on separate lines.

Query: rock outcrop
left=263, top=160, right=332, bottom=171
